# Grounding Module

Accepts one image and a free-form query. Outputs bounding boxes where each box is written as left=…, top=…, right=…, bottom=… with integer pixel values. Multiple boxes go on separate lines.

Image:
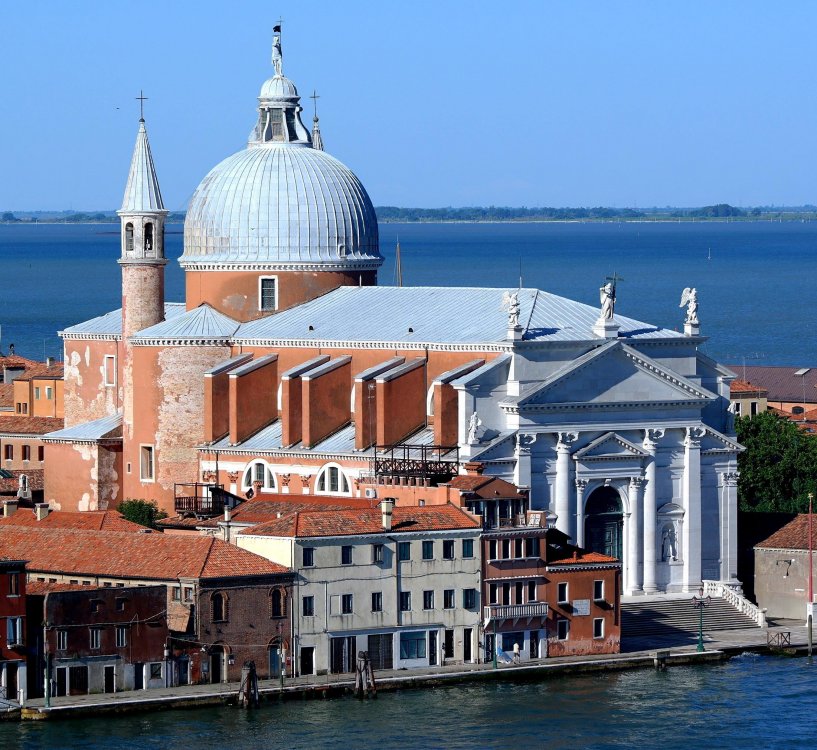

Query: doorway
left=210, top=647, right=225, bottom=684
left=585, top=486, right=623, bottom=559
left=104, top=665, right=115, bottom=693
left=268, top=644, right=282, bottom=678
left=428, top=631, right=438, bottom=666
left=463, top=628, right=472, bottom=663
left=299, top=646, right=315, bottom=676
left=330, top=636, right=356, bottom=674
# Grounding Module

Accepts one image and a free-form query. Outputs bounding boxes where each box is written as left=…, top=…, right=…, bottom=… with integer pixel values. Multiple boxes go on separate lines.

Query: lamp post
left=691, top=587, right=711, bottom=653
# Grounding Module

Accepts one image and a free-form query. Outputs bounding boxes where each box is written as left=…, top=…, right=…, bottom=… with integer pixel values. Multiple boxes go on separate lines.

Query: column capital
left=722, top=471, right=740, bottom=486
left=684, top=425, right=706, bottom=448
left=629, top=476, right=645, bottom=490
left=575, top=478, right=589, bottom=490
left=556, top=431, right=579, bottom=450
left=643, top=427, right=665, bottom=452
left=516, top=432, right=537, bottom=454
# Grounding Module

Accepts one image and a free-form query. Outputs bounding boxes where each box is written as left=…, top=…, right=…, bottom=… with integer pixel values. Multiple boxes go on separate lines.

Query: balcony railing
left=374, top=443, right=459, bottom=485
left=483, top=602, right=549, bottom=623
left=174, top=483, right=226, bottom=517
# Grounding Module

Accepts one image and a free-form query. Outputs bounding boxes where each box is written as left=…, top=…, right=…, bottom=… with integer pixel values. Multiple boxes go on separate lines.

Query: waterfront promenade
left=11, top=619, right=806, bottom=721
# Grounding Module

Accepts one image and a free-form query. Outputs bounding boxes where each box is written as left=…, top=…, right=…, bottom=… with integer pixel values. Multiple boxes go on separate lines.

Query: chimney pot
left=380, top=497, right=396, bottom=531
left=46, top=356, right=55, bottom=368
left=35, top=503, right=50, bottom=521
left=2, top=499, right=18, bottom=518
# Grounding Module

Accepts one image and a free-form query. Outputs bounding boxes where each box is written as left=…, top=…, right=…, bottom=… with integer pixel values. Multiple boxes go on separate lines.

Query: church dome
left=182, top=144, right=381, bottom=268
left=181, top=39, right=382, bottom=271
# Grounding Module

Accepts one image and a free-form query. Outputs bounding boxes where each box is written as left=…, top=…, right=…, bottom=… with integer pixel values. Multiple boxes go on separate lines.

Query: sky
left=2, top=1, right=817, bottom=210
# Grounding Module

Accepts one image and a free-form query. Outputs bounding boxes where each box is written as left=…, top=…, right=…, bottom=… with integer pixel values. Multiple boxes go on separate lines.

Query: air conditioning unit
left=364, top=488, right=378, bottom=499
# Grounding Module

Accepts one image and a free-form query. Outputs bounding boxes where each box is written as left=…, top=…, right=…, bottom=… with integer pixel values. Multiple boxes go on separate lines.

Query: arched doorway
left=585, top=486, right=623, bottom=560
left=210, top=645, right=228, bottom=684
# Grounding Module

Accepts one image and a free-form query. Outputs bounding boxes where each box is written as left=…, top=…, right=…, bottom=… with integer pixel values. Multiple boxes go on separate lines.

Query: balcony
left=483, top=602, right=549, bottom=624
left=174, top=483, right=227, bottom=517
left=374, top=443, right=459, bottom=486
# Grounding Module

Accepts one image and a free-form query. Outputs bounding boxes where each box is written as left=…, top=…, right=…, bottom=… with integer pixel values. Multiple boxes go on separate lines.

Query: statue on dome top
left=272, top=32, right=283, bottom=76
left=680, top=287, right=699, bottom=326
left=502, top=291, right=521, bottom=329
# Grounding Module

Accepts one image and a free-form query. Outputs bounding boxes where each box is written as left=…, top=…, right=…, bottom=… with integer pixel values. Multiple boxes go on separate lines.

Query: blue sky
left=2, top=1, right=816, bottom=210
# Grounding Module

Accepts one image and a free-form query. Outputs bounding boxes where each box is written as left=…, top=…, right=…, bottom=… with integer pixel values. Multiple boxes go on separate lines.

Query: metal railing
left=374, top=443, right=459, bottom=484
left=174, top=483, right=226, bottom=516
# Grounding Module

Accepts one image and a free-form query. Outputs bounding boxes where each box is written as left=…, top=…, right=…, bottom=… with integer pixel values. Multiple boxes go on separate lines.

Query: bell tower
left=117, top=105, right=167, bottom=445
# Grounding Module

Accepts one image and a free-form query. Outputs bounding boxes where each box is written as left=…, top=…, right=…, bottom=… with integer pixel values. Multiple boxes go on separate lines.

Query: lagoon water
left=0, top=654, right=812, bottom=749
left=0, top=221, right=815, bottom=366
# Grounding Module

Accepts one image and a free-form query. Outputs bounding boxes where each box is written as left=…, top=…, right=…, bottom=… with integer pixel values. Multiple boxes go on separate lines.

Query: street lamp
left=691, top=587, right=711, bottom=653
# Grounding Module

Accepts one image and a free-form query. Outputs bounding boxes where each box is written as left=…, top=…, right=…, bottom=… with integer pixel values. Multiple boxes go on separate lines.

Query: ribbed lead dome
left=182, top=42, right=381, bottom=270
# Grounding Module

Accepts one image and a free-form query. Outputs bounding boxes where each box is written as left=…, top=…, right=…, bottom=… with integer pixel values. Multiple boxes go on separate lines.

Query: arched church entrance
left=585, top=486, right=623, bottom=560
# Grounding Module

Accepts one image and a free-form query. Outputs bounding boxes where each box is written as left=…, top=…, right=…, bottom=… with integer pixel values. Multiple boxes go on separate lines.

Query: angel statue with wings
left=501, top=291, right=521, bottom=328
left=680, top=287, right=699, bottom=326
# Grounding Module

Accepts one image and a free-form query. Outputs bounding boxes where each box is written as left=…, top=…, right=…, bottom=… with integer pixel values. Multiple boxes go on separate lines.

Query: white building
left=236, top=502, right=482, bottom=674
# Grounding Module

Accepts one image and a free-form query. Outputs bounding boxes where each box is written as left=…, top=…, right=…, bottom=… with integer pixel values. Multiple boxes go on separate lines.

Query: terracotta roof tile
left=26, top=581, right=92, bottom=595
left=757, top=514, right=817, bottom=550
left=0, top=355, right=40, bottom=370
left=548, top=550, right=620, bottom=565
left=241, top=504, right=480, bottom=538
left=0, top=526, right=290, bottom=580
left=0, top=510, right=143, bottom=532
left=446, top=475, right=525, bottom=500
left=730, top=378, right=768, bottom=395
left=728, top=366, right=817, bottom=403
left=0, top=415, right=64, bottom=435
left=15, top=364, right=64, bottom=381
left=0, top=384, right=13, bottom=409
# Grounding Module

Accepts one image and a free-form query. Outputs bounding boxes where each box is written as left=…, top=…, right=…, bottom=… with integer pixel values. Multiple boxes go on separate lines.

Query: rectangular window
left=46, top=387, right=53, bottom=400
left=489, top=583, right=498, bottom=605
left=259, top=277, right=278, bottom=311
left=399, top=631, right=427, bottom=660
left=515, top=581, right=524, bottom=605
left=303, top=547, right=315, bottom=567
left=21, top=445, right=30, bottom=462
left=593, top=618, right=604, bottom=639
left=341, top=545, right=353, bottom=565
left=302, top=595, right=315, bottom=617
left=750, top=401, right=758, bottom=417
left=502, top=539, right=511, bottom=559
left=462, top=539, right=474, bottom=558
left=525, top=537, right=540, bottom=557
left=115, top=597, right=126, bottom=612
left=443, top=589, right=455, bottom=609
left=593, top=580, right=604, bottom=601
left=9, top=572, right=19, bottom=595
left=183, top=587, right=193, bottom=602
left=528, top=581, right=536, bottom=602
left=90, top=628, right=101, bottom=650
left=442, top=540, right=454, bottom=560
left=371, top=592, right=382, bottom=612
left=34, top=386, right=41, bottom=400
left=514, top=539, right=524, bottom=559
left=423, top=590, right=434, bottom=610
left=341, top=594, right=354, bottom=614
left=463, top=588, right=477, bottom=610
left=398, top=542, right=411, bottom=561
left=139, top=445, right=155, bottom=482
left=6, top=617, right=23, bottom=646
left=3, top=445, right=12, bottom=461
left=104, top=355, right=117, bottom=387
left=116, top=626, right=128, bottom=648
left=557, top=582, right=569, bottom=604
left=150, top=663, right=162, bottom=680
left=422, top=541, right=434, bottom=560
left=399, top=591, right=411, bottom=611
left=38, top=446, right=44, bottom=462
left=488, top=540, right=497, bottom=560
left=372, top=544, right=384, bottom=564
left=91, top=599, right=102, bottom=613
left=57, top=629, right=67, bottom=651
left=557, top=619, right=569, bottom=641
left=172, top=586, right=181, bottom=601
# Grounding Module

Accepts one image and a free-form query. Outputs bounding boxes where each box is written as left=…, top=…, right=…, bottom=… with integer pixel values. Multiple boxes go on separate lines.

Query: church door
left=584, top=486, right=623, bottom=560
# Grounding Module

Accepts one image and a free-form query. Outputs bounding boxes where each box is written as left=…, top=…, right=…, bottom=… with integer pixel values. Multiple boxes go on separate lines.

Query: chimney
left=2, top=499, right=18, bottom=517
left=380, top=497, right=396, bottom=531
left=46, top=356, right=55, bottom=368
left=35, top=503, right=50, bottom=521
left=224, top=505, right=232, bottom=523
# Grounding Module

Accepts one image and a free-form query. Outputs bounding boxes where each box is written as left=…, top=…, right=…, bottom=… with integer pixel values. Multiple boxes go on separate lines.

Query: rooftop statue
left=680, top=287, right=699, bottom=326
left=502, top=291, right=521, bottom=328
left=599, top=281, right=616, bottom=320
left=272, top=34, right=283, bottom=76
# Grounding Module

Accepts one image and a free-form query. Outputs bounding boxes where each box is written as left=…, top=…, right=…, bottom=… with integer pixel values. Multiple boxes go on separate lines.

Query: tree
left=736, top=411, right=817, bottom=512
left=118, top=498, right=166, bottom=528
left=1, top=212, right=17, bottom=222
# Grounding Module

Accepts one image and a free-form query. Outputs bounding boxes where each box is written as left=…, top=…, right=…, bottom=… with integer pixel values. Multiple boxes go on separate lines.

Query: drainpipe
left=43, top=620, right=50, bottom=709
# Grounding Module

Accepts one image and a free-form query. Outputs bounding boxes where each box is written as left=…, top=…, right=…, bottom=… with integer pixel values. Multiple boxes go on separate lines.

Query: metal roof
left=43, top=413, right=122, bottom=442
left=120, top=120, right=165, bottom=213
left=234, top=286, right=683, bottom=345
left=131, top=304, right=239, bottom=341
left=61, top=303, right=185, bottom=338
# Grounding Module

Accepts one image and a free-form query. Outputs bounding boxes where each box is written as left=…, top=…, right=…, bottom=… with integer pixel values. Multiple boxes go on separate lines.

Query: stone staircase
left=621, top=596, right=762, bottom=642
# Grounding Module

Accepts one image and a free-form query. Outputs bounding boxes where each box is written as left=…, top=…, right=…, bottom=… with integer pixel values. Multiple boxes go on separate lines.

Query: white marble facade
left=457, top=337, right=741, bottom=596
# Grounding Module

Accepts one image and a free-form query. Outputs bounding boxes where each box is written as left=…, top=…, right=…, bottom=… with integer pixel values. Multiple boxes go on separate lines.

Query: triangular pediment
left=509, top=341, right=716, bottom=411
left=700, top=427, right=744, bottom=453
left=573, top=432, right=647, bottom=461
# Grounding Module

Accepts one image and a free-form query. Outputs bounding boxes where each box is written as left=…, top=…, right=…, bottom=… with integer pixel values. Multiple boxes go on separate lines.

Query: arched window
left=242, top=460, right=277, bottom=493
left=212, top=592, right=228, bottom=622
left=315, top=463, right=351, bottom=495
left=125, top=223, right=134, bottom=253
left=792, top=406, right=805, bottom=415
left=270, top=588, right=287, bottom=619
left=144, top=222, right=154, bottom=253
